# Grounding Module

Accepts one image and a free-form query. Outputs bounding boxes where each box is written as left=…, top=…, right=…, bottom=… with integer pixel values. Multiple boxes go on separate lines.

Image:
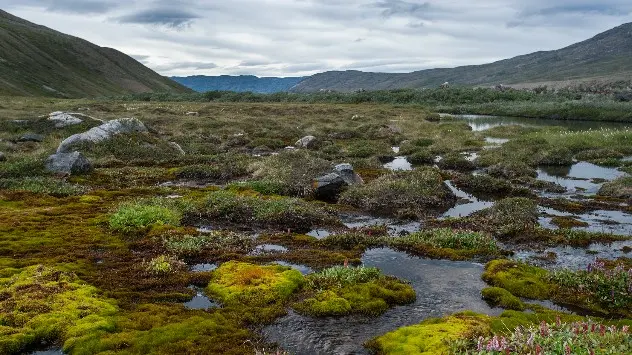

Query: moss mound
left=293, top=266, right=415, bottom=317
left=482, top=260, right=551, bottom=300
left=0, top=265, right=118, bottom=355
left=481, top=287, right=526, bottom=311
left=365, top=312, right=490, bottom=355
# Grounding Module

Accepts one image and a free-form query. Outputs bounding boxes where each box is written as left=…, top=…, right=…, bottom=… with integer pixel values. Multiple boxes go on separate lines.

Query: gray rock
left=334, top=163, right=364, bottom=185
left=57, top=118, right=147, bottom=153
left=17, top=133, right=44, bottom=142
left=45, top=151, right=92, bottom=175
left=313, top=173, right=347, bottom=200
left=295, top=135, right=318, bottom=149
left=169, top=142, right=186, bottom=155
left=48, top=111, right=83, bottom=128
left=0, top=152, right=6, bottom=162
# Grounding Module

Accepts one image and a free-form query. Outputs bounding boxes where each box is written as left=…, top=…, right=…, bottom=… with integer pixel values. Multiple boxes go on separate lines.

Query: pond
left=264, top=248, right=499, bottom=355
left=447, top=114, right=631, bottom=132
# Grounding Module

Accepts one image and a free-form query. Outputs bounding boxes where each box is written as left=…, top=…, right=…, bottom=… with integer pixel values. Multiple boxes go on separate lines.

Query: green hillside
left=0, top=10, right=191, bottom=98
left=292, top=22, right=632, bottom=92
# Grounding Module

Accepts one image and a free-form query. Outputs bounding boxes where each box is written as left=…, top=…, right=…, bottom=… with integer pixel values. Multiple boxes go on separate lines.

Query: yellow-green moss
left=482, top=259, right=552, bottom=300
left=481, top=287, right=526, bottom=311
left=365, top=312, right=491, bottom=355
left=206, top=261, right=304, bottom=307
left=0, top=265, right=118, bottom=355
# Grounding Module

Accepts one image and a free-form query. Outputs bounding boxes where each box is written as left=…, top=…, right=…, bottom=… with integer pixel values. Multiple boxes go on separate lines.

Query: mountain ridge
left=171, top=75, right=306, bottom=94
left=292, top=22, right=632, bottom=92
left=0, top=10, right=191, bottom=98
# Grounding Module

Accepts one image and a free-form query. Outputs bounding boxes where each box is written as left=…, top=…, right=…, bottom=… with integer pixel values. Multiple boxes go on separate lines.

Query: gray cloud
left=114, top=8, right=200, bottom=28
left=4, top=0, right=632, bottom=77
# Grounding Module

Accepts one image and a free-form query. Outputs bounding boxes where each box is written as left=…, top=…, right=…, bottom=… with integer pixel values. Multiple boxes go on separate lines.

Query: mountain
left=292, top=22, right=632, bottom=92
left=171, top=75, right=306, bottom=93
left=0, top=10, right=191, bottom=98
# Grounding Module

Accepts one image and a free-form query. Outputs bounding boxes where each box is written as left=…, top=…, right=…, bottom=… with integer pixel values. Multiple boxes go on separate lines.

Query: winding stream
left=264, top=248, right=499, bottom=354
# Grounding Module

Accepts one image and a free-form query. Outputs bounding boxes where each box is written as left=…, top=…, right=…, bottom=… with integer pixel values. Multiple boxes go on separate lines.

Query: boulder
left=47, top=111, right=83, bottom=128
left=45, top=151, right=92, bottom=175
left=57, top=118, right=147, bottom=153
left=313, top=173, right=346, bottom=200
left=168, top=142, right=186, bottom=155
left=17, top=133, right=44, bottom=143
left=334, top=163, right=363, bottom=185
left=295, top=135, right=318, bottom=149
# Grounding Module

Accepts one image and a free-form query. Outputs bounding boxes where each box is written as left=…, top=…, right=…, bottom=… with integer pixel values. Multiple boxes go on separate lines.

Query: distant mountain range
left=171, top=75, right=305, bottom=93
left=292, top=22, right=632, bottom=92
left=0, top=10, right=190, bottom=97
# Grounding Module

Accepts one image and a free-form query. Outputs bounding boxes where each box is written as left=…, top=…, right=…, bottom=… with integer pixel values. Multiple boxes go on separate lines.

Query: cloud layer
left=5, top=0, right=632, bottom=77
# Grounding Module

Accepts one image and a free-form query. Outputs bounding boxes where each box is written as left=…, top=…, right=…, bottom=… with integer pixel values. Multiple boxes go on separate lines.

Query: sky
left=3, top=0, right=632, bottom=77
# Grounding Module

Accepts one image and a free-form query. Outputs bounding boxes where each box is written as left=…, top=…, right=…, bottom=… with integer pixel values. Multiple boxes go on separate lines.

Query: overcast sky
left=3, top=0, right=632, bottom=77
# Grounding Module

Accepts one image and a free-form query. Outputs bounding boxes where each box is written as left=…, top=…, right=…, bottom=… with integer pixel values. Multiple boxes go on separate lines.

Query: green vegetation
left=0, top=176, right=87, bottom=196
left=0, top=265, right=118, bottom=355
left=339, top=167, right=455, bottom=218
left=109, top=199, right=182, bottom=233
left=293, top=266, right=415, bottom=317
left=481, top=198, right=539, bottom=237
left=481, top=287, right=526, bottom=311
left=390, top=228, right=501, bottom=260
left=482, top=260, right=552, bottom=300
left=599, top=176, right=632, bottom=199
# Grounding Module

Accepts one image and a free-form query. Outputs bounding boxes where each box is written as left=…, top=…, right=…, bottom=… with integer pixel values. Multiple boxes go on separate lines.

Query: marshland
left=1, top=88, right=631, bottom=354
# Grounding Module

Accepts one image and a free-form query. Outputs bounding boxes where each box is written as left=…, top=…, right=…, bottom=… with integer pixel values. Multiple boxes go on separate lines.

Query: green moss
left=206, top=261, right=304, bottom=308
left=0, top=265, right=118, bottom=355
left=482, top=260, right=551, bottom=300
left=550, top=216, right=590, bottom=229
left=481, top=287, right=526, bottom=311
left=293, top=266, right=415, bottom=317
left=365, top=312, right=490, bottom=355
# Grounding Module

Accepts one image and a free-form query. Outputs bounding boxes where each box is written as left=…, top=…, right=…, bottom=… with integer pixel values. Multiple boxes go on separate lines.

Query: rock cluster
left=313, top=163, right=363, bottom=200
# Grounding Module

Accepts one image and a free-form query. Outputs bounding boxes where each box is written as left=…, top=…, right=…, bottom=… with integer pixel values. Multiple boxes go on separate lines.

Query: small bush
left=145, top=255, right=184, bottom=275
left=109, top=199, right=182, bottom=233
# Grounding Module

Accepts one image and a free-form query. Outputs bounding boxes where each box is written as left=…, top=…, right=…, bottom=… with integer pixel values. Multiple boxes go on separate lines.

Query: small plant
left=308, top=266, right=382, bottom=290
left=466, top=318, right=631, bottom=354
left=145, top=255, right=182, bottom=275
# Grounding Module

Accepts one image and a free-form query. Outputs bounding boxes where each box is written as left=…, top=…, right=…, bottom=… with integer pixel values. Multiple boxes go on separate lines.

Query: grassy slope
left=0, top=10, right=191, bottom=98
left=292, top=23, right=632, bottom=92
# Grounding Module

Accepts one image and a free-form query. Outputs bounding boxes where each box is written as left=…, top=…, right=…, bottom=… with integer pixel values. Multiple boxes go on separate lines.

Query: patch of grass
left=293, top=266, right=415, bottom=317
left=481, top=198, right=539, bottom=237
left=437, top=153, right=476, bottom=172
left=339, top=167, right=455, bottom=218
left=389, top=228, right=501, bottom=260
left=109, top=199, right=182, bottom=233
left=0, top=156, right=47, bottom=178
left=599, top=176, right=632, bottom=199
left=0, top=177, right=87, bottom=196
left=144, top=255, right=185, bottom=275
left=198, top=190, right=339, bottom=230
left=486, top=162, right=537, bottom=180
left=160, top=229, right=254, bottom=256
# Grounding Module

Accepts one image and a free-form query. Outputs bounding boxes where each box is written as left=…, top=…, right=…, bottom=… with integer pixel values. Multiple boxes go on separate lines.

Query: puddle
left=484, top=137, right=509, bottom=145
left=340, top=213, right=421, bottom=236
left=383, top=156, right=412, bottom=171
left=273, top=261, right=314, bottom=275
left=183, top=286, right=219, bottom=310
left=512, top=240, right=632, bottom=270
left=264, top=248, right=499, bottom=355
left=191, top=263, right=217, bottom=272
left=462, top=152, right=479, bottom=162
left=442, top=181, right=494, bottom=218
left=540, top=209, right=632, bottom=236
left=537, top=162, right=626, bottom=195
left=306, top=229, right=332, bottom=239
left=392, top=146, right=400, bottom=154
left=449, top=114, right=631, bottom=132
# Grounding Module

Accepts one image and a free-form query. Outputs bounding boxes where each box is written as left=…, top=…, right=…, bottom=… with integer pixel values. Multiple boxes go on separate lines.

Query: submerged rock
left=295, top=135, right=318, bottom=149
left=57, top=118, right=147, bottom=153
left=45, top=151, right=92, bottom=175
left=47, top=111, right=83, bottom=128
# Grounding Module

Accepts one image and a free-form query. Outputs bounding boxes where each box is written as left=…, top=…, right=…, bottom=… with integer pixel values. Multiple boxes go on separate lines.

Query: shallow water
left=30, top=349, right=64, bottom=355
left=250, top=244, right=289, bottom=255
left=383, top=156, right=412, bottom=171
left=183, top=286, right=219, bottom=310
left=264, top=248, right=499, bottom=355
left=191, top=263, right=217, bottom=272
left=306, top=229, right=332, bottom=239
left=273, top=261, right=314, bottom=275
left=340, top=213, right=421, bottom=236
left=537, top=162, right=626, bottom=195
left=449, top=114, right=630, bottom=132
left=512, top=240, right=632, bottom=270
left=540, top=209, right=632, bottom=236
left=442, top=181, right=494, bottom=218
